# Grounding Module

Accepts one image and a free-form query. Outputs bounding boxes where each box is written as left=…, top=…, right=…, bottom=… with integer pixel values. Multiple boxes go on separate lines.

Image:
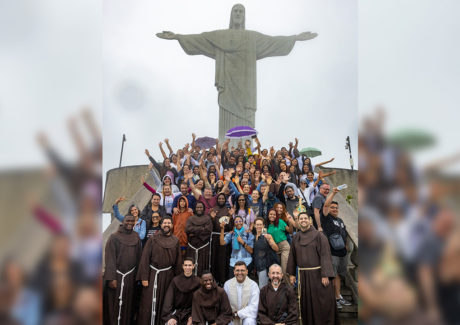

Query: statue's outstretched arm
left=295, top=32, right=318, bottom=41
left=156, top=31, right=178, bottom=40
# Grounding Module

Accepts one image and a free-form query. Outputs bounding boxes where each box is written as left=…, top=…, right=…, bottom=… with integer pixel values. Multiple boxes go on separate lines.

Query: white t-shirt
left=159, top=192, right=181, bottom=214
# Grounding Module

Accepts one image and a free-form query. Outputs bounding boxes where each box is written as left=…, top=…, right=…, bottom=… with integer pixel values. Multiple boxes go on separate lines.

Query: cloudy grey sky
left=103, top=0, right=358, bottom=177
left=1, top=0, right=457, bottom=177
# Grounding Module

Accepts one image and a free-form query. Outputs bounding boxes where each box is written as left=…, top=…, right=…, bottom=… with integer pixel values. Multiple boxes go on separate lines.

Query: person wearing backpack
left=321, top=187, right=352, bottom=310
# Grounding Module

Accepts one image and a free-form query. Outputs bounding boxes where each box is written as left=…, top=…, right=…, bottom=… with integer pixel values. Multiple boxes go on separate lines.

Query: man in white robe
left=223, top=261, right=259, bottom=325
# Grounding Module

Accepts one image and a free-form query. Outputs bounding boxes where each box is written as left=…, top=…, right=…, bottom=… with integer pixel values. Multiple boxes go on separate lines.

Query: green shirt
left=268, top=219, right=288, bottom=243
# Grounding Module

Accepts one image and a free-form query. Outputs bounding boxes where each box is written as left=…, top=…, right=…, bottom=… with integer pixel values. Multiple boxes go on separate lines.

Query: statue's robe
left=177, top=30, right=297, bottom=140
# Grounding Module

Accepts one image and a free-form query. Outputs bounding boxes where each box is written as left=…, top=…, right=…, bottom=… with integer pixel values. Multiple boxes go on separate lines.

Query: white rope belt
left=149, top=264, right=173, bottom=325
left=188, top=242, right=210, bottom=275
left=209, top=232, right=228, bottom=270
left=116, top=266, right=136, bottom=325
left=297, top=266, right=321, bottom=320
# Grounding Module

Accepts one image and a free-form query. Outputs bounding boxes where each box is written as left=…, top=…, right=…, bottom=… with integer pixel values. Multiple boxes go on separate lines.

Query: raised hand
left=115, top=196, right=126, bottom=204
left=148, top=163, right=153, bottom=170
left=267, top=176, right=273, bottom=185
left=145, top=149, right=150, bottom=156
left=209, top=209, right=217, bottom=219
left=141, top=175, right=145, bottom=184
left=192, top=133, right=196, bottom=139
left=164, top=138, right=169, bottom=143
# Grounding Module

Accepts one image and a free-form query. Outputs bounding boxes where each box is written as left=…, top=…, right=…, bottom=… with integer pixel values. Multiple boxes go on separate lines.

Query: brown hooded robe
left=136, top=232, right=182, bottom=325
left=191, top=281, right=233, bottom=325
left=257, top=282, right=299, bottom=325
left=162, top=273, right=201, bottom=325
left=185, top=214, right=213, bottom=276
left=286, top=227, right=339, bottom=325
left=210, top=204, right=233, bottom=284
left=104, top=225, right=142, bottom=325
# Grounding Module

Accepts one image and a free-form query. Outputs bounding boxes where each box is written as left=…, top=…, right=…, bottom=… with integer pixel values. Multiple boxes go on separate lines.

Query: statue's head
left=229, top=4, right=245, bottom=30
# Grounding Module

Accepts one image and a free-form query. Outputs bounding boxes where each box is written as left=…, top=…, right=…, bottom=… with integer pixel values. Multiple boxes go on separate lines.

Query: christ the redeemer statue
left=157, top=4, right=317, bottom=141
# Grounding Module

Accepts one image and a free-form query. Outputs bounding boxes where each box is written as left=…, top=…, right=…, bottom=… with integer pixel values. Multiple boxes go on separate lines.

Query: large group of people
left=104, top=134, right=353, bottom=325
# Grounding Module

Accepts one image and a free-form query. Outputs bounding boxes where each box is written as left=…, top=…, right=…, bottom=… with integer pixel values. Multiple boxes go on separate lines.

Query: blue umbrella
left=225, top=126, right=258, bottom=138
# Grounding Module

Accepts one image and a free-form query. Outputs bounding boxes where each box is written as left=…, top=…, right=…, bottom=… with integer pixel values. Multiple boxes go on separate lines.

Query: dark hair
left=331, top=201, right=339, bottom=206
left=160, top=215, right=173, bottom=225
left=201, top=270, right=213, bottom=277
left=268, top=208, right=280, bottom=227
left=127, top=204, right=140, bottom=217
left=298, top=211, right=310, bottom=219
left=183, top=257, right=194, bottom=264
left=234, top=261, right=247, bottom=269
left=303, top=157, right=313, bottom=173
left=194, top=201, right=205, bottom=214
left=152, top=193, right=161, bottom=199
left=233, top=194, right=249, bottom=217
left=216, top=192, right=227, bottom=202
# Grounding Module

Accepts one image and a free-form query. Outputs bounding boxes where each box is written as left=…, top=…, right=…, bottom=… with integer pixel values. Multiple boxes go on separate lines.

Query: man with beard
left=191, top=271, right=233, bottom=325
left=209, top=193, right=233, bottom=285
left=104, top=214, right=142, bottom=325
left=162, top=257, right=201, bottom=325
left=137, top=217, right=182, bottom=325
left=286, top=212, right=338, bottom=325
left=223, top=261, right=259, bottom=325
left=311, top=183, right=330, bottom=231
left=185, top=202, right=213, bottom=276
left=257, top=264, right=298, bottom=325
left=173, top=182, right=197, bottom=212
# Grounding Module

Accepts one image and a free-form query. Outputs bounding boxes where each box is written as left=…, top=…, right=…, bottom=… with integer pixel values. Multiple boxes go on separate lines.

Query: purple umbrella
left=195, top=136, right=217, bottom=149
left=225, top=126, right=258, bottom=138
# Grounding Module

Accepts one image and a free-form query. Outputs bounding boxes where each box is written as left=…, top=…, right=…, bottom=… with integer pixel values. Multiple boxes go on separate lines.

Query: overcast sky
left=1, top=0, right=458, bottom=177
left=103, top=0, right=358, bottom=176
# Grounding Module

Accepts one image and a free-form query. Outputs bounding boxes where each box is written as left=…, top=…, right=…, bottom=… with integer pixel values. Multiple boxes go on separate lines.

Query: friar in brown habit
left=257, top=264, right=298, bottom=325
left=137, top=216, right=182, bottom=325
left=104, top=214, right=142, bottom=325
left=191, top=271, right=233, bottom=325
left=185, top=201, right=213, bottom=276
left=162, top=257, right=201, bottom=325
left=286, top=212, right=339, bottom=325
left=209, top=193, right=233, bottom=285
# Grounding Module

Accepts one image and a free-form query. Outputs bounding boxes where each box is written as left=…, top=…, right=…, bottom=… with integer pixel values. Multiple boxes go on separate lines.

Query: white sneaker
left=336, top=300, right=343, bottom=309
left=338, top=297, right=352, bottom=306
